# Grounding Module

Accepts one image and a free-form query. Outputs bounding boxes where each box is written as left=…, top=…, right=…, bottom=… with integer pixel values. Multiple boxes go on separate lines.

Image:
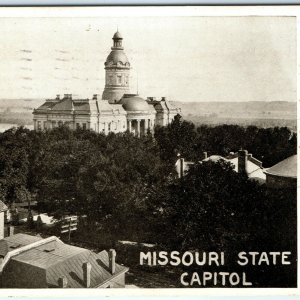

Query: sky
left=0, top=16, right=296, bottom=102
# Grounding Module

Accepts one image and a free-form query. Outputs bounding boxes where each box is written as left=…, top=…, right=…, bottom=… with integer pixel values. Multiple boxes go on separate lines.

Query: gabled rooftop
left=0, top=233, right=128, bottom=288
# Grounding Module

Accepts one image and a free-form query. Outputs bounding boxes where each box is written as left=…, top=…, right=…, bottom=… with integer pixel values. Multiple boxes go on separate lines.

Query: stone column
left=149, top=119, right=153, bottom=133
left=144, top=119, right=149, bottom=135
left=137, top=120, right=141, bottom=138
left=128, top=120, right=132, bottom=133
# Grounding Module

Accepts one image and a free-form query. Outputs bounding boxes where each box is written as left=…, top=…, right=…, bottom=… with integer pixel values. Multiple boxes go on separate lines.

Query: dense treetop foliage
left=155, top=115, right=296, bottom=166
left=0, top=119, right=296, bottom=285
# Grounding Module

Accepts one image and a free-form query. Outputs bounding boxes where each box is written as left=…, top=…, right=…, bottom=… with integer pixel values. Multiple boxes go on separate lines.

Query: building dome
left=113, top=31, right=123, bottom=39
left=120, top=96, right=154, bottom=112
left=264, top=154, right=297, bottom=189
left=265, top=155, right=297, bottom=178
left=105, top=50, right=130, bottom=66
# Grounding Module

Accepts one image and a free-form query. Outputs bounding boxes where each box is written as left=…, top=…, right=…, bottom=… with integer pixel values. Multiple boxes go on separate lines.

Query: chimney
left=8, top=225, right=14, bottom=237
left=83, top=262, right=92, bottom=288
left=203, top=151, right=208, bottom=159
left=238, top=149, right=248, bottom=174
left=56, top=94, right=60, bottom=100
left=109, top=249, right=116, bottom=274
left=161, top=97, right=166, bottom=101
left=58, top=276, right=68, bottom=288
left=64, top=94, right=68, bottom=99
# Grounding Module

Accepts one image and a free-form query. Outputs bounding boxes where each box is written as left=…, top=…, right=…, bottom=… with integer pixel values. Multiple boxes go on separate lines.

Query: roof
left=0, top=234, right=128, bottom=288
left=119, top=96, right=156, bottom=113
left=34, top=97, right=126, bottom=116
left=12, top=240, right=86, bottom=269
left=113, top=31, right=123, bottom=39
left=203, top=154, right=266, bottom=182
left=0, top=200, right=7, bottom=213
left=264, top=155, right=297, bottom=178
left=0, top=233, right=42, bottom=257
left=147, top=99, right=181, bottom=113
left=203, top=155, right=225, bottom=163
left=46, top=249, right=127, bottom=288
left=105, top=50, right=130, bottom=66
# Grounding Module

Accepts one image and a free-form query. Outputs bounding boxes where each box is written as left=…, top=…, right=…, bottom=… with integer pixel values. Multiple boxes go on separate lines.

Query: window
left=125, top=76, right=129, bottom=85
left=52, top=121, right=56, bottom=128
left=43, top=121, right=47, bottom=129
left=109, top=75, right=113, bottom=85
left=37, top=121, right=41, bottom=130
left=76, top=123, right=80, bottom=130
left=117, top=75, right=122, bottom=84
left=82, top=123, right=87, bottom=130
left=108, top=123, right=111, bottom=131
left=58, top=121, right=63, bottom=127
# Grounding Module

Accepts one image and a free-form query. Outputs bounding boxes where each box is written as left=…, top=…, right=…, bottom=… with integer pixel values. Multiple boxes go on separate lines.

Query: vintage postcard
left=0, top=5, right=297, bottom=295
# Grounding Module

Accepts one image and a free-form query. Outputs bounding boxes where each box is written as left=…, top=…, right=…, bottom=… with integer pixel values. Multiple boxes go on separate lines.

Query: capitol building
left=33, top=31, right=181, bottom=137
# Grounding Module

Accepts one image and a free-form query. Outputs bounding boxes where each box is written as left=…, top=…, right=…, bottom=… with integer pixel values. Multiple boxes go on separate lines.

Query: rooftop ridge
left=0, top=236, right=63, bottom=273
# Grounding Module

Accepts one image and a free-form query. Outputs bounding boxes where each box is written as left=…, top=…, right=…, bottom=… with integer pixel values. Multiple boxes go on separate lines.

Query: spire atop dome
left=113, top=31, right=122, bottom=39
left=112, top=31, right=123, bottom=49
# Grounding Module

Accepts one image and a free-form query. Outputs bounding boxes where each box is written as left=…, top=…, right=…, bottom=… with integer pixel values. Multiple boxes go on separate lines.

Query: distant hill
left=172, top=101, right=296, bottom=130
left=0, top=99, right=296, bottom=130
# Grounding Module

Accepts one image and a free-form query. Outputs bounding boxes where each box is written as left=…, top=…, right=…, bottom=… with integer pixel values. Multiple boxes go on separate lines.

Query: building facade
left=33, top=31, right=181, bottom=136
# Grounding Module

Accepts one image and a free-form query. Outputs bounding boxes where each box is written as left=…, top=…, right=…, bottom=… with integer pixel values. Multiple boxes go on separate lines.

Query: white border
left=0, top=5, right=298, bottom=297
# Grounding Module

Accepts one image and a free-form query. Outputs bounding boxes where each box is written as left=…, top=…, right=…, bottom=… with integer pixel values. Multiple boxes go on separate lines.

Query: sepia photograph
left=0, top=7, right=296, bottom=289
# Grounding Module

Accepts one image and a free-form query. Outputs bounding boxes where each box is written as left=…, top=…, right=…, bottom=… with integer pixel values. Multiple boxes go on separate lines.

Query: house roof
left=264, top=155, right=297, bottom=178
left=0, top=234, right=128, bottom=288
left=46, top=249, right=128, bottom=288
left=203, top=154, right=266, bottom=182
left=0, top=233, right=42, bottom=257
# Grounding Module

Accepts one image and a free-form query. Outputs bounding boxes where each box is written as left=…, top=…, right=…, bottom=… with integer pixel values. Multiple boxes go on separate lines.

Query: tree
left=154, top=160, right=269, bottom=251
left=0, top=128, right=31, bottom=205
left=154, top=114, right=197, bottom=162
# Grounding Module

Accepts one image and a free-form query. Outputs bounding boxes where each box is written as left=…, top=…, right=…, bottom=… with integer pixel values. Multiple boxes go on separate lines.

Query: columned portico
left=127, top=117, right=155, bottom=137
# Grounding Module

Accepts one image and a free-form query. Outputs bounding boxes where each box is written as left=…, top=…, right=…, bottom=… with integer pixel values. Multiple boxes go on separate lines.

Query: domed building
left=119, top=94, right=156, bottom=137
left=33, top=31, right=181, bottom=136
